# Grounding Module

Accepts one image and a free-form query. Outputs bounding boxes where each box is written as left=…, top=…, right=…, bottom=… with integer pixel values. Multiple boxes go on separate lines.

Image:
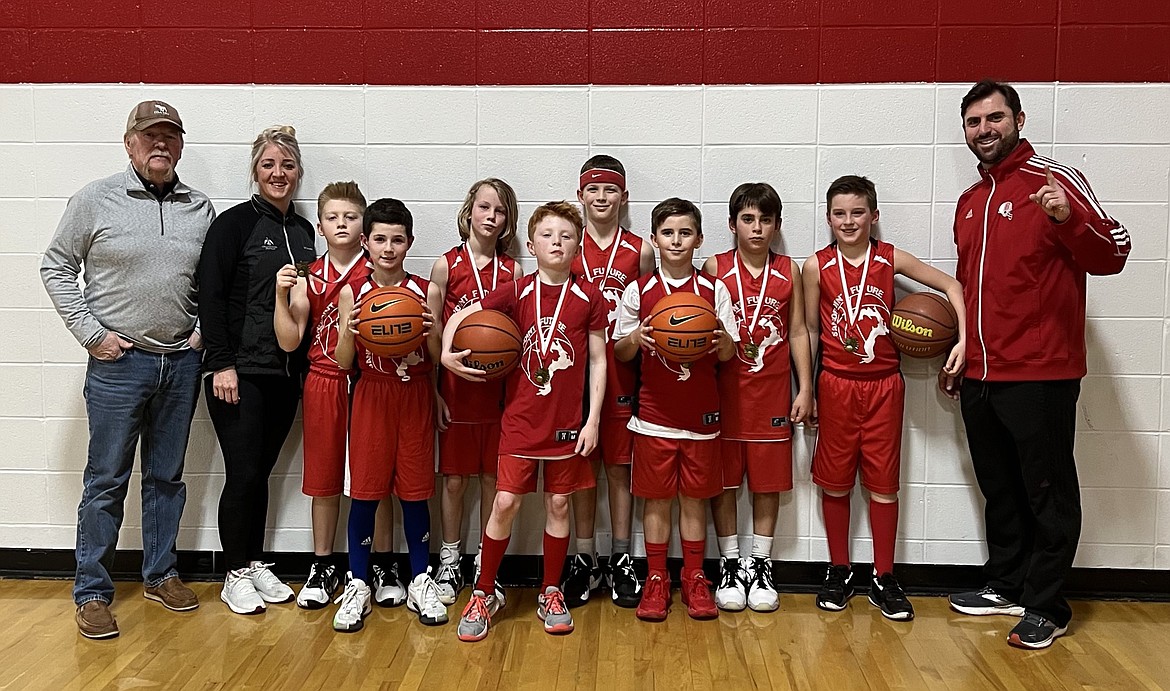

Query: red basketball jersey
left=815, top=240, right=900, bottom=379
left=306, top=254, right=371, bottom=372
left=440, top=244, right=520, bottom=423
left=354, top=274, right=433, bottom=381
left=480, top=273, right=608, bottom=458
left=713, top=250, right=794, bottom=441
left=570, top=228, right=644, bottom=421
left=633, top=271, right=722, bottom=436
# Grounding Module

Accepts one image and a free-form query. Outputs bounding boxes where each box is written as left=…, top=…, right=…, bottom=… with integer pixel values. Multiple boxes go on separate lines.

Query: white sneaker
left=248, top=562, right=294, bottom=603
left=434, top=559, right=463, bottom=606
left=407, top=569, right=449, bottom=626
left=296, top=560, right=340, bottom=610
left=371, top=563, right=407, bottom=607
left=333, top=574, right=372, bottom=633
left=745, top=556, right=780, bottom=612
left=714, top=556, right=747, bottom=611
left=221, top=568, right=266, bottom=615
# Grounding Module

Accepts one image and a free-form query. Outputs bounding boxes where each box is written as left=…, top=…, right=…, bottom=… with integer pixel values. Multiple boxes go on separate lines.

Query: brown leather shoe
left=144, top=576, right=199, bottom=611
left=76, top=601, right=119, bottom=639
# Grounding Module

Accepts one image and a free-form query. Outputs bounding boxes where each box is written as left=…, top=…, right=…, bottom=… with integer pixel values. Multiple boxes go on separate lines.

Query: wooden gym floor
left=2, top=580, right=1168, bottom=690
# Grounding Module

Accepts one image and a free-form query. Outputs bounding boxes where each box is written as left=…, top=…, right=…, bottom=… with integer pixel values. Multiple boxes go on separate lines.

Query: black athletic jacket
left=198, top=195, right=316, bottom=377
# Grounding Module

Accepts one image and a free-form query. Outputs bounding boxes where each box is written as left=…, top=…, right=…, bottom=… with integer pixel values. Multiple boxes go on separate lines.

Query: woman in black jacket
left=198, top=125, right=317, bottom=615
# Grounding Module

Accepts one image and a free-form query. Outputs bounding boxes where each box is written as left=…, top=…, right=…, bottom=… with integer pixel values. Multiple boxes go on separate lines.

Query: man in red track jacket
left=943, top=80, right=1131, bottom=650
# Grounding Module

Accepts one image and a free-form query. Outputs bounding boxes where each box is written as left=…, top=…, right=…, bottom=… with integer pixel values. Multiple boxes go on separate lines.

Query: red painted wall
left=1, top=0, right=1167, bottom=84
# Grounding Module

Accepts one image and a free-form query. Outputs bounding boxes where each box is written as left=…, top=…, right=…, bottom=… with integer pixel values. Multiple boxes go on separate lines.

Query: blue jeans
left=74, top=347, right=201, bottom=606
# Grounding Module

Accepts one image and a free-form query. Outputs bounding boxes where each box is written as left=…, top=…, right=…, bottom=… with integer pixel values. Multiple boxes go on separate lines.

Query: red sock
left=869, top=499, right=899, bottom=576
left=476, top=533, right=509, bottom=594
left=681, top=538, right=705, bottom=580
left=821, top=492, right=852, bottom=567
left=646, top=541, right=669, bottom=577
left=542, top=532, right=570, bottom=591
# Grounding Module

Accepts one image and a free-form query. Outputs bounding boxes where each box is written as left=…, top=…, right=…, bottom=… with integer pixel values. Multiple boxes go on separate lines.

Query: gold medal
left=844, top=336, right=859, bottom=353
left=744, top=342, right=760, bottom=360
left=681, top=361, right=692, bottom=370
left=295, top=260, right=311, bottom=277
left=534, top=367, right=550, bottom=386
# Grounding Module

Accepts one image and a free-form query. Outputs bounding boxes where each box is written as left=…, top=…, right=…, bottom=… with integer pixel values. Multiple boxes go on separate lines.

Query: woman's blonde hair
left=456, top=178, right=518, bottom=256
left=250, top=125, right=302, bottom=191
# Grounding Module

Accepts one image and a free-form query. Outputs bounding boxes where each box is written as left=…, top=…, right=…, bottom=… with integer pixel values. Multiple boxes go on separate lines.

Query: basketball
left=355, top=286, right=427, bottom=358
left=890, top=291, right=958, bottom=359
left=647, top=292, right=719, bottom=363
left=452, top=309, right=523, bottom=380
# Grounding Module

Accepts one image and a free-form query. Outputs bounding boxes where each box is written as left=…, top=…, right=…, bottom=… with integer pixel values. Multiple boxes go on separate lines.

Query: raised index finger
left=1044, top=164, right=1056, bottom=187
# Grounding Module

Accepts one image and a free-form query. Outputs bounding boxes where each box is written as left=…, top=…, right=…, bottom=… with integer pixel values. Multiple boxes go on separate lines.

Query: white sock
left=440, top=541, right=461, bottom=564
left=718, top=535, right=740, bottom=560
left=751, top=534, right=773, bottom=560
left=576, top=537, right=595, bottom=558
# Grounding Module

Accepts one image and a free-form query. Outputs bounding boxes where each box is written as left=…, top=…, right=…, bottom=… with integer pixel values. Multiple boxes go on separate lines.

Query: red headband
left=579, top=168, right=626, bottom=191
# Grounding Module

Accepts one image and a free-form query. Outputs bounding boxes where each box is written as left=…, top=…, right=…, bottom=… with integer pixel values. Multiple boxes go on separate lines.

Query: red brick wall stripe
left=1, top=1, right=1166, bottom=84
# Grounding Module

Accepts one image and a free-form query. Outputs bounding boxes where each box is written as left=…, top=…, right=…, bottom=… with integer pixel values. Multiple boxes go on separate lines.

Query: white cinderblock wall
left=1, top=83, right=1168, bottom=569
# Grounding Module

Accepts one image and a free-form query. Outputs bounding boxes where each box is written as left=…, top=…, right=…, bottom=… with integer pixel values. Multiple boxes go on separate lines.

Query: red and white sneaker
left=636, top=572, right=671, bottom=622
left=457, top=589, right=497, bottom=642
left=537, top=586, right=574, bottom=635
left=681, top=571, right=719, bottom=620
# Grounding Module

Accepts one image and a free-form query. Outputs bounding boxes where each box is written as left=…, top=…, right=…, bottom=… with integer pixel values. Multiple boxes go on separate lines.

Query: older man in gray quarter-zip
left=41, top=101, right=216, bottom=639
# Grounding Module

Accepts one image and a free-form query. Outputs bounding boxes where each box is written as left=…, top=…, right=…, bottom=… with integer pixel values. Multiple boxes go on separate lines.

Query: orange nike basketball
left=890, top=291, right=958, bottom=359
left=356, top=286, right=427, bottom=358
left=648, top=292, right=718, bottom=363
left=452, top=309, right=523, bottom=380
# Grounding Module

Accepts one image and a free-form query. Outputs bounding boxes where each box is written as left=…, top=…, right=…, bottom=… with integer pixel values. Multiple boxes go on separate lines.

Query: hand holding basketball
left=1029, top=165, right=1070, bottom=222
left=441, top=346, right=486, bottom=382
left=633, top=316, right=656, bottom=353
left=275, top=263, right=298, bottom=296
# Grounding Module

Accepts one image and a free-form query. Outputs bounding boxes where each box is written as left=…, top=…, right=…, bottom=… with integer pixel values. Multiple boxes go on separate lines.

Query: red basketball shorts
left=632, top=434, right=721, bottom=500
left=496, top=454, right=596, bottom=495
left=301, top=368, right=350, bottom=497
left=721, top=439, right=794, bottom=493
left=348, top=373, right=435, bottom=501
left=587, top=417, right=634, bottom=466
left=812, top=370, right=904, bottom=495
left=439, top=422, right=500, bottom=476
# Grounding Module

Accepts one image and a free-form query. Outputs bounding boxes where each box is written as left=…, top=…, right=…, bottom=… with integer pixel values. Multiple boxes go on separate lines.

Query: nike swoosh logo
left=590, top=173, right=601, bottom=178
left=370, top=299, right=403, bottom=313
left=668, top=313, right=701, bottom=326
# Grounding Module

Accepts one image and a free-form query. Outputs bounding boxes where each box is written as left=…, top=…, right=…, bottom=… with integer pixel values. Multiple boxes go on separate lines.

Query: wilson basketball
left=890, top=291, right=958, bottom=359
left=648, top=292, right=719, bottom=363
left=356, top=286, right=427, bottom=358
left=452, top=309, right=523, bottom=380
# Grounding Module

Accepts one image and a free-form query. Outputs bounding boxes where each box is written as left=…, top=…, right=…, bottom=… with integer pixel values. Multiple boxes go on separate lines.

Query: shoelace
left=877, top=575, right=907, bottom=602
left=753, top=560, right=775, bottom=590
left=643, top=575, right=668, bottom=601
left=421, top=579, right=445, bottom=612
left=462, top=595, right=490, bottom=623
left=334, top=581, right=363, bottom=615
left=543, top=591, right=568, bottom=616
left=305, top=564, right=331, bottom=589
left=250, top=562, right=282, bottom=586
left=719, top=563, right=740, bottom=589
left=687, top=575, right=712, bottom=601
left=436, top=562, right=459, bottom=585
left=1021, top=612, right=1049, bottom=628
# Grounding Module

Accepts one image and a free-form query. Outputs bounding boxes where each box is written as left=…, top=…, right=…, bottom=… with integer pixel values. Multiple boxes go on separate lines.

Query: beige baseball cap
left=125, top=100, right=185, bottom=135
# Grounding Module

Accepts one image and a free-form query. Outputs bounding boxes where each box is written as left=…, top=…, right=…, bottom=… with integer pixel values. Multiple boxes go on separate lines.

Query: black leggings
left=207, top=373, right=300, bottom=571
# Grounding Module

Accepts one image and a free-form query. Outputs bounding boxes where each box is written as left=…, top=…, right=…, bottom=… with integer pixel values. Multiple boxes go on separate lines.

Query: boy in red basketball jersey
left=701, top=182, right=813, bottom=613
left=274, top=182, right=400, bottom=611
left=442, top=201, right=608, bottom=642
left=613, top=198, right=737, bottom=622
left=332, top=198, right=446, bottom=632
left=565, top=155, right=656, bottom=609
left=803, top=175, right=965, bottom=620
left=429, top=179, right=521, bottom=606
